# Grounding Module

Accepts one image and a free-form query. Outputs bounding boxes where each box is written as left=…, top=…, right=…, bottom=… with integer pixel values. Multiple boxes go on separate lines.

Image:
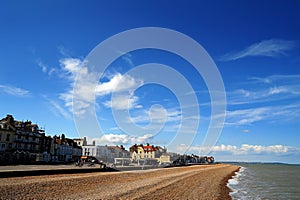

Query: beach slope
left=0, top=164, right=239, bottom=200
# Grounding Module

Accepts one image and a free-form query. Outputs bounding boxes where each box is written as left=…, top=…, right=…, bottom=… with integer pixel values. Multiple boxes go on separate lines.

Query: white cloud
left=130, top=107, right=181, bottom=124
left=96, top=73, right=143, bottom=96
left=185, top=144, right=290, bottom=155
left=220, top=39, right=295, bottom=61
left=59, top=58, right=144, bottom=114
left=99, top=73, right=143, bottom=110
left=103, top=94, right=139, bottom=110
left=268, top=86, right=289, bottom=95
left=60, top=58, right=82, bottom=75
left=92, top=133, right=153, bottom=145
left=58, top=57, right=95, bottom=115
left=0, top=84, right=30, bottom=97
left=238, top=144, right=288, bottom=154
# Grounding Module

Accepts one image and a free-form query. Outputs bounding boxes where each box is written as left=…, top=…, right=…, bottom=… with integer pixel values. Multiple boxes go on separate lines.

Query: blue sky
left=0, top=1, right=300, bottom=163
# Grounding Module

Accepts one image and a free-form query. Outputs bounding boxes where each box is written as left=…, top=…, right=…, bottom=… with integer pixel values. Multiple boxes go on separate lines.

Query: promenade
left=0, top=163, right=166, bottom=178
left=0, top=164, right=111, bottom=178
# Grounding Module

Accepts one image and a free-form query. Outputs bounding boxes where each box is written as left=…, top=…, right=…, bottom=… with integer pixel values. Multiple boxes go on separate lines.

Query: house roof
left=143, top=145, right=157, bottom=152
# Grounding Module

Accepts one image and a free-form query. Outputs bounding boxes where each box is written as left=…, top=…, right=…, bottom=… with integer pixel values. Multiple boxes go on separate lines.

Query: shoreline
left=219, top=166, right=241, bottom=200
left=0, top=164, right=240, bottom=199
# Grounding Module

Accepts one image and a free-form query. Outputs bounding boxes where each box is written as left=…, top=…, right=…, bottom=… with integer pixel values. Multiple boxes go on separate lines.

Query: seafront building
left=79, top=140, right=172, bottom=165
left=129, top=143, right=171, bottom=165
left=0, top=114, right=82, bottom=164
left=1, top=114, right=184, bottom=166
left=80, top=140, right=131, bottom=163
left=0, top=115, right=15, bottom=161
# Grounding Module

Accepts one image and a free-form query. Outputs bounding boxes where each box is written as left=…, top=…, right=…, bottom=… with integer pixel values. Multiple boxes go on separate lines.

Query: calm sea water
left=228, top=163, right=300, bottom=200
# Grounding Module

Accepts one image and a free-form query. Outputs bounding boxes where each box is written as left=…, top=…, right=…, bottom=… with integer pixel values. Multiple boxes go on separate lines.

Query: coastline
left=0, top=164, right=240, bottom=199
left=219, top=166, right=241, bottom=200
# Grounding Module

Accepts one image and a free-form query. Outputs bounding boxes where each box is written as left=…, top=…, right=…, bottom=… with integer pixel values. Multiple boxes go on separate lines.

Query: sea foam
left=228, top=178, right=239, bottom=185
left=227, top=166, right=246, bottom=199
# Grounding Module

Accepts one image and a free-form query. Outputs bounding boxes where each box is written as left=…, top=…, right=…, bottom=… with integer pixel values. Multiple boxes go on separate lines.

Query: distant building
left=82, top=144, right=130, bottom=163
left=129, top=143, right=170, bottom=164
left=73, top=137, right=88, bottom=146
left=53, top=134, right=82, bottom=162
left=36, top=135, right=53, bottom=162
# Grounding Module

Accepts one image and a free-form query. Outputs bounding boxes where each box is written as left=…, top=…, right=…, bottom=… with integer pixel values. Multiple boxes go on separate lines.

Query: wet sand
left=0, top=164, right=240, bottom=200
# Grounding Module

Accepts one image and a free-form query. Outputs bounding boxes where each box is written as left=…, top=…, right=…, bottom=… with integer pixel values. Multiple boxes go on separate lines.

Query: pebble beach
left=0, top=164, right=239, bottom=199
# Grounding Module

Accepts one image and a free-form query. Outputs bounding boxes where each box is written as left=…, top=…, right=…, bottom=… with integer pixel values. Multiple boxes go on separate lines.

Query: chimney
left=83, top=137, right=87, bottom=146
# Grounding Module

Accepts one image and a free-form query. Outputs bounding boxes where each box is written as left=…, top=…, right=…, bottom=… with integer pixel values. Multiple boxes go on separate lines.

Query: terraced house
left=0, top=114, right=82, bottom=164
left=0, top=114, right=15, bottom=162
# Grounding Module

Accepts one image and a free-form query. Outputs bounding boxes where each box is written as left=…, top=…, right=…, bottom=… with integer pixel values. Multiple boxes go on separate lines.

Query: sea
left=227, top=163, right=300, bottom=200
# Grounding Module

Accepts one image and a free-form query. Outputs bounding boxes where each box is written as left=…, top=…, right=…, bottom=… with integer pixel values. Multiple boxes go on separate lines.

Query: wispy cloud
left=58, top=46, right=73, bottom=57
left=121, top=53, right=134, bottom=67
left=210, top=74, right=300, bottom=126
left=48, top=99, right=72, bottom=120
left=228, top=86, right=299, bottom=106
left=36, top=59, right=56, bottom=76
left=228, top=74, right=300, bottom=105
left=225, top=103, right=300, bottom=126
left=0, top=84, right=30, bottom=97
left=250, top=74, right=300, bottom=85
left=131, top=107, right=181, bottom=124
left=220, top=39, right=295, bottom=61
left=36, top=59, right=47, bottom=73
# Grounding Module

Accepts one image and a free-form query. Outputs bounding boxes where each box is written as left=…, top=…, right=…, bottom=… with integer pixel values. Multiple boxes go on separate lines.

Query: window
left=1, top=143, right=5, bottom=150
left=6, top=134, right=10, bottom=141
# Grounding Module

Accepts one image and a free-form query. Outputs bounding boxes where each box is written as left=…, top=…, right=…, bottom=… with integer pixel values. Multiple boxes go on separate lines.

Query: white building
left=82, top=145, right=130, bottom=163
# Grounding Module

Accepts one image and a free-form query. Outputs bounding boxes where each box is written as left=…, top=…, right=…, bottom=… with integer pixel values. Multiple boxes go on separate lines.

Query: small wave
left=227, top=166, right=244, bottom=186
left=228, top=166, right=246, bottom=199
left=228, top=178, right=239, bottom=185
left=235, top=166, right=245, bottom=177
